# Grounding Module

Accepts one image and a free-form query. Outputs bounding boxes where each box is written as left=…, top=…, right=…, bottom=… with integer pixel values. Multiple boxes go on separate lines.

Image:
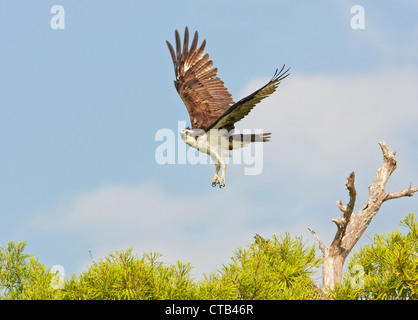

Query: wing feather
left=166, top=27, right=234, bottom=131
left=208, top=66, right=290, bottom=131
left=182, top=28, right=189, bottom=55
left=166, top=41, right=176, bottom=68
left=175, top=30, right=181, bottom=58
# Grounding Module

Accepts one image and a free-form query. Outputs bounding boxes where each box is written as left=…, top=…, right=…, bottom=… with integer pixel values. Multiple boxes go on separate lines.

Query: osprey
left=166, top=27, right=289, bottom=188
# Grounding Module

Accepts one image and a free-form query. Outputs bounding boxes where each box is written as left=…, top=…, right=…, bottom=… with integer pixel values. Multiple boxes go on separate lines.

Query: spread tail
left=229, top=133, right=271, bottom=150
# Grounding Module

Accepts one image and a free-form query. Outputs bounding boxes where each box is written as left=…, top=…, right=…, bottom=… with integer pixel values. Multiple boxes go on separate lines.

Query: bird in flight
left=166, top=27, right=289, bottom=188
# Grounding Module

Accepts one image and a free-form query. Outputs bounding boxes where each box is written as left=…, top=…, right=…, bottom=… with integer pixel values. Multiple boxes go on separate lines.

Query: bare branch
left=307, top=227, right=325, bottom=253
left=331, top=172, right=357, bottom=247
left=331, top=217, right=345, bottom=229
left=335, top=172, right=356, bottom=217
left=371, top=141, right=397, bottom=188
left=344, top=172, right=356, bottom=220
left=89, top=250, right=96, bottom=264
left=384, top=184, right=418, bottom=201
left=336, top=200, right=346, bottom=213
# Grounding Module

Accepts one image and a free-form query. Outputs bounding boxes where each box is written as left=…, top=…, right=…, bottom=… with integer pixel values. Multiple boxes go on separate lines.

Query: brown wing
left=166, top=27, right=234, bottom=131
left=207, top=66, right=290, bottom=132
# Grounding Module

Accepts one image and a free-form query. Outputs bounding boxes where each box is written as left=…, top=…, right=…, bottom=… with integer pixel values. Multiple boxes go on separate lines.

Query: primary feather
left=166, top=27, right=234, bottom=131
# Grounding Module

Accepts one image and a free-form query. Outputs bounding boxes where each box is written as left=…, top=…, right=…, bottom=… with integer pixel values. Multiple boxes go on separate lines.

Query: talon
left=212, top=174, right=220, bottom=187
left=218, top=175, right=226, bottom=189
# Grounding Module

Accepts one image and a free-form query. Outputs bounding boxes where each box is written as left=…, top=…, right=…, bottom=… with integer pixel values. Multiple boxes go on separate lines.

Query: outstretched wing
left=166, top=27, right=234, bottom=131
left=208, top=66, right=290, bottom=132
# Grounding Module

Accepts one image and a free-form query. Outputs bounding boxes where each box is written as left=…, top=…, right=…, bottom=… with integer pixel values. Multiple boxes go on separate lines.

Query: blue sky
left=1, top=1, right=417, bottom=282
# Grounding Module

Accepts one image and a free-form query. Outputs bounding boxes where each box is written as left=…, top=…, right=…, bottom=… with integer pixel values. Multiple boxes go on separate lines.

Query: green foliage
left=0, top=233, right=322, bottom=300
left=333, top=213, right=418, bottom=300
left=0, top=241, right=63, bottom=299
left=198, top=233, right=322, bottom=299
left=63, top=249, right=198, bottom=299
left=2, top=213, right=417, bottom=300
left=64, top=233, right=322, bottom=300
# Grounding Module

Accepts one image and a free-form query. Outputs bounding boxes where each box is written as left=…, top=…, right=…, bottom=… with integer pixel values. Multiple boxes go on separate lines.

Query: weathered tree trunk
left=321, top=247, right=346, bottom=290
left=308, top=141, right=418, bottom=293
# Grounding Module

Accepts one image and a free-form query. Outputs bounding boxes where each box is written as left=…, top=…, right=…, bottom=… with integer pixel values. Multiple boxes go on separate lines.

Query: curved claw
left=212, top=173, right=225, bottom=188
left=212, top=174, right=220, bottom=187
left=212, top=180, right=220, bottom=187
left=219, top=176, right=226, bottom=189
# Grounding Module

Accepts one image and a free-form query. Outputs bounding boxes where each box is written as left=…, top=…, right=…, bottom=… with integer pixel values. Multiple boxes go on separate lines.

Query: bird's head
left=180, top=127, right=195, bottom=146
left=180, top=127, right=205, bottom=146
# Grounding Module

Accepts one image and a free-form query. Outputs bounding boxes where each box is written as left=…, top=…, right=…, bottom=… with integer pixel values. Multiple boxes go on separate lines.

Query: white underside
left=194, top=130, right=250, bottom=155
left=183, top=130, right=247, bottom=187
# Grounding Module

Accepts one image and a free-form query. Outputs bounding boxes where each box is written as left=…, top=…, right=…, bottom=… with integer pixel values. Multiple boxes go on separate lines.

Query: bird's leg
left=210, top=151, right=226, bottom=188
left=218, top=160, right=226, bottom=188
left=212, top=163, right=220, bottom=187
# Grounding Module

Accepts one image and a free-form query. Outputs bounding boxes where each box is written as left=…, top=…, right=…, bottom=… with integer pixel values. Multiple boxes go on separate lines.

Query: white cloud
left=237, top=69, right=418, bottom=179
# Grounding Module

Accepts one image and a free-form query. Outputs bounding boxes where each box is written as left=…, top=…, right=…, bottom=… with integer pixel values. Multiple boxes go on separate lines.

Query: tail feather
left=229, top=133, right=271, bottom=150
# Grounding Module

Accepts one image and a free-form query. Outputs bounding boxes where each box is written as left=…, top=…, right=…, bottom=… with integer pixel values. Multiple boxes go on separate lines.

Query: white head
left=180, top=127, right=205, bottom=147
left=180, top=127, right=195, bottom=146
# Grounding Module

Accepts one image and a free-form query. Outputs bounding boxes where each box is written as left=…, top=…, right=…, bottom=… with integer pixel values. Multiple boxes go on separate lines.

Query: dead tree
left=308, top=141, right=418, bottom=293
